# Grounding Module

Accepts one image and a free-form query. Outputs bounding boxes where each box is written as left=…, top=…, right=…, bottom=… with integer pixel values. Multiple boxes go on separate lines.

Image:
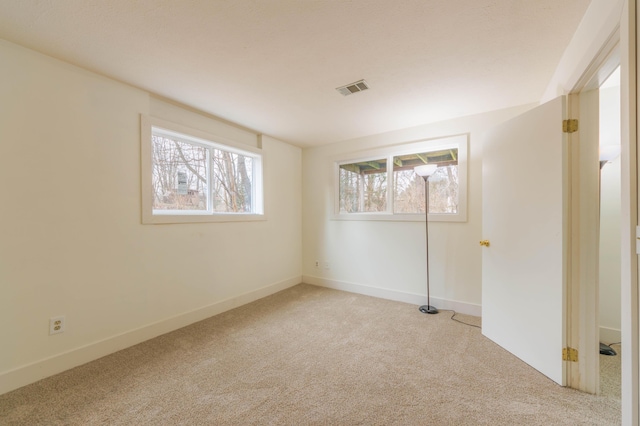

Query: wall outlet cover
left=49, top=316, right=65, bottom=335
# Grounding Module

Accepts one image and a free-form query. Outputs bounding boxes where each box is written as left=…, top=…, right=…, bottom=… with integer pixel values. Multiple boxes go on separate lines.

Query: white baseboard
left=599, top=326, right=622, bottom=345
left=303, top=275, right=481, bottom=317
left=0, top=276, right=301, bottom=396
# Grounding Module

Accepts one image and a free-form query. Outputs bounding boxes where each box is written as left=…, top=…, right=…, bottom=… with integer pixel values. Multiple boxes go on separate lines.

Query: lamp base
left=419, top=305, right=438, bottom=314
left=600, top=342, right=617, bottom=356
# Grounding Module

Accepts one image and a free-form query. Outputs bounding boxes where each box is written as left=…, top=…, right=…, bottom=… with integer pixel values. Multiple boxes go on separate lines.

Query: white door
left=482, top=96, right=568, bottom=385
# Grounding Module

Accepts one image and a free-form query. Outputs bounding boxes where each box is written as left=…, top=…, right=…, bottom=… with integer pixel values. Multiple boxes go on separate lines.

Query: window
left=334, top=134, right=467, bottom=222
left=392, top=151, right=459, bottom=214
left=141, top=115, right=264, bottom=224
left=339, top=158, right=387, bottom=213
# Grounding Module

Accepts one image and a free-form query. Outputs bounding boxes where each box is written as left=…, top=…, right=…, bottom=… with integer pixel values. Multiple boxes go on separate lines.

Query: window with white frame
left=335, top=134, right=467, bottom=222
left=141, top=115, right=264, bottom=224
left=339, top=158, right=388, bottom=213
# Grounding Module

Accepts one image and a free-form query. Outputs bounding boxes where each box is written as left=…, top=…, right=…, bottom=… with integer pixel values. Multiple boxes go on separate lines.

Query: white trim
left=621, top=1, right=639, bottom=423
left=542, top=0, right=625, bottom=102
left=567, top=89, right=601, bottom=393
left=331, top=134, right=468, bottom=223
left=303, top=275, right=481, bottom=317
left=600, top=326, right=622, bottom=344
left=0, top=276, right=301, bottom=396
left=331, top=212, right=465, bottom=223
left=145, top=213, right=267, bottom=224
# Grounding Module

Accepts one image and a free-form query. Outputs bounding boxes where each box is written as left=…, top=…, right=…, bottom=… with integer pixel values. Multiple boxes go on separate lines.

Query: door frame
left=565, top=89, right=600, bottom=393
left=625, top=2, right=639, bottom=423
left=566, top=33, right=621, bottom=395
left=564, top=1, right=638, bottom=422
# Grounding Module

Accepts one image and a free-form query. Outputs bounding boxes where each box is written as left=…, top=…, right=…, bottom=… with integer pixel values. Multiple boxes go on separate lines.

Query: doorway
left=598, top=66, right=622, bottom=400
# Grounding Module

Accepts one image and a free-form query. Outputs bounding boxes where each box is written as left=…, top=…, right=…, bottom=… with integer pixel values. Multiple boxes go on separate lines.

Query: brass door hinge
left=563, top=119, right=579, bottom=133
left=562, top=347, right=578, bottom=362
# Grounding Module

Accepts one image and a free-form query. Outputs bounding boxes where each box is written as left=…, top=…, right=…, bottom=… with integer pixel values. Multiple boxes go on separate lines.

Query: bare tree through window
left=211, top=150, right=253, bottom=212
left=394, top=165, right=458, bottom=214
left=151, top=134, right=256, bottom=214
left=152, top=136, right=208, bottom=211
left=339, top=159, right=387, bottom=212
left=338, top=148, right=459, bottom=215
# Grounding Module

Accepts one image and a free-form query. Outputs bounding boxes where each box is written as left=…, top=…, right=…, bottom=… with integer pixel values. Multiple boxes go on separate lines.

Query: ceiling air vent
left=336, top=79, right=370, bottom=96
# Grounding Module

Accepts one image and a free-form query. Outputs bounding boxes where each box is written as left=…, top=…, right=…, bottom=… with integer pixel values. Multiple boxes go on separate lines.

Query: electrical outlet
left=315, top=260, right=320, bottom=269
left=49, top=316, right=65, bottom=335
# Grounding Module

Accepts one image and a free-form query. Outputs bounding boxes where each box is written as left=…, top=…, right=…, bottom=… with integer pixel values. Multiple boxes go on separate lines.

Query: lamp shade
left=599, top=145, right=621, bottom=162
left=414, top=164, right=438, bottom=177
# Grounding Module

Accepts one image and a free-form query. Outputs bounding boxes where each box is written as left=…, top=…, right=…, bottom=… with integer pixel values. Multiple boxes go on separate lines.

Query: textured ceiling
left=0, top=1, right=590, bottom=147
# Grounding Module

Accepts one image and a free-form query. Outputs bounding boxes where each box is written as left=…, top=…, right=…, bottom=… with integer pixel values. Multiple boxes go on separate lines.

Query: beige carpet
left=0, top=284, right=621, bottom=425
left=600, top=343, right=622, bottom=400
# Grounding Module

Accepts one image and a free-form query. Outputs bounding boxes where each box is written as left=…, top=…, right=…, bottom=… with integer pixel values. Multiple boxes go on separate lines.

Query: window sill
left=142, top=212, right=267, bottom=224
left=331, top=213, right=466, bottom=223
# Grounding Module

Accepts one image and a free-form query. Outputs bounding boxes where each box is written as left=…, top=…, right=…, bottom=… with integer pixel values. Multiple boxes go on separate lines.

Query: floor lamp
left=415, top=164, right=439, bottom=314
left=598, top=145, right=621, bottom=355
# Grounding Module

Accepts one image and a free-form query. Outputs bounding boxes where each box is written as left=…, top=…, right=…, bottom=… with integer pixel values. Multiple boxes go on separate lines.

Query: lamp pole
left=414, top=164, right=438, bottom=314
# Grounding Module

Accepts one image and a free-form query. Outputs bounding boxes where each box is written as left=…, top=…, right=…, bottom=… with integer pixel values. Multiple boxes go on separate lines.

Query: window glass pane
left=151, top=135, right=208, bottom=211
left=339, top=159, right=387, bottom=212
left=212, top=150, right=254, bottom=212
left=429, top=165, right=458, bottom=213
left=393, top=167, right=424, bottom=214
left=339, top=167, right=360, bottom=213
left=393, top=149, right=458, bottom=214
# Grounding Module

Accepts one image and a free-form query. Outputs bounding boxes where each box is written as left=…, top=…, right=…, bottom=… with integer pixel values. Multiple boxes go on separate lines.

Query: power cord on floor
left=603, top=342, right=621, bottom=349
left=436, top=309, right=482, bottom=329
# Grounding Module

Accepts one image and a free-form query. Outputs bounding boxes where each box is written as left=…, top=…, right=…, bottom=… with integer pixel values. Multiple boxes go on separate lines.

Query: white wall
left=0, top=40, right=302, bottom=394
left=301, top=105, right=534, bottom=314
left=542, top=0, right=625, bottom=101
left=599, top=83, right=622, bottom=343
